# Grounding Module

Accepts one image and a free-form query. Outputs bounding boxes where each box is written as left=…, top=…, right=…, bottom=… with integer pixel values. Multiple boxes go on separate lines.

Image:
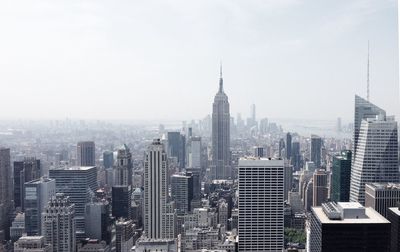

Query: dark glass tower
left=211, top=66, right=230, bottom=179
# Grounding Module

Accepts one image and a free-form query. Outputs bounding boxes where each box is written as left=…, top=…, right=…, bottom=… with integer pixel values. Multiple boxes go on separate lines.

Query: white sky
left=0, top=0, right=398, bottom=122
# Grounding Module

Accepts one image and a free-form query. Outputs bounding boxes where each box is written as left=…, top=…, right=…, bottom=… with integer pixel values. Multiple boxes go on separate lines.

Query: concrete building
left=286, top=132, right=292, bottom=160
left=14, top=157, right=41, bottom=210
left=310, top=135, right=322, bottom=168
left=167, top=132, right=186, bottom=170
left=0, top=147, right=12, bottom=241
left=211, top=67, right=231, bottom=179
left=85, top=201, right=113, bottom=245
left=14, top=236, right=52, bottom=252
left=77, top=141, right=95, bottom=167
left=78, top=239, right=110, bottom=252
left=365, top=182, right=400, bottom=217
left=133, top=237, right=177, bottom=252
left=49, top=166, right=97, bottom=239
left=188, top=136, right=202, bottom=169
left=115, top=219, right=134, bottom=252
left=113, top=144, right=133, bottom=186
left=42, top=193, right=76, bottom=252
left=312, top=170, right=328, bottom=207
left=309, top=202, right=390, bottom=252
left=10, top=213, right=25, bottom=242
left=171, top=174, right=193, bottom=215
left=24, top=177, right=56, bottom=235
left=387, top=207, right=400, bottom=252
left=144, top=139, right=175, bottom=239
left=238, top=158, right=284, bottom=251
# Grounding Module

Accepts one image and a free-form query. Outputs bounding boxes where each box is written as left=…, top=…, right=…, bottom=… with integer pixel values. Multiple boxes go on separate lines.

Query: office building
left=211, top=67, right=231, bottom=179
left=365, top=183, right=400, bottom=218
left=286, top=132, right=292, bottom=160
left=115, top=219, right=134, bottom=252
left=14, top=236, right=52, bottom=252
left=331, top=150, right=352, bottom=202
left=143, top=139, right=175, bottom=239
left=24, top=177, right=56, bottom=235
left=77, top=141, right=95, bottom=167
left=113, top=144, right=133, bottom=186
left=42, top=193, right=76, bottom=252
left=284, top=163, right=293, bottom=201
left=112, top=185, right=131, bottom=220
left=167, top=132, right=186, bottom=170
left=10, top=213, right=25, bottom=242
left=85, top=201, right=113, bottom=244
left=103, top=151, right=114, bottom=169
left=253, top=146, right=264, bottom=158
left=49, top=166, right=97, bottom=239
left=171, top=174, right=193, bottom=215
left=0, top=147, right=12, bottom=241
left=310, top=135, right=322, bottom=168
left=14, top=157, right=41, bottom=210
left=309, top=202, right=390, bottom=252
left=133, top=237, right=177, bottom=252
left=291, top=141, right=301, bottom=171
left=238, top=158, right=284, bottom=251
left=78, top=239, right=110, bottom=252
left=387, top=207, right=400, bottom=252
left=188, top=136, right=201, bottom=169
left=313, top=170, right=328, bottom=207
left=350, top=114, right=399, bottom=204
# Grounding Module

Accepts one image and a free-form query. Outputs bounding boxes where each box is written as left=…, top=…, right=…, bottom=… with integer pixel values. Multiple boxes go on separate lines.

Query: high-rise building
left=85, top=201, right=113, bottom=245
left=218, top=200, right=228, bottom=228
left=286, top=132, right=292, bottom=160
left=353, top=95, right=386, bottom=159
left=0, top=147, right=12, bottom=241
left=49, top=166, right=97, bottom=239
left=14, top=236, right=52, bottom=252
left=188, top=136, right=201, bottom=169
left=387, top=207, right=400, bottom=252
left=171, top=174, right=193, bottom=215
left=365, top=183, right=400, bottom=218
left=305, top=179, right=314, bottom=212
left=291, top=142, right=301, bottom=171
left=113, top=144, right=133, bottom=186
left=77, top=141, right=96, bottom=167
left=350, top=114, right=399, bottom=205
left=310, top=135, right=322, bottom=168
left=331, top=150, right=352, bottom=202
left=24, top=177, right=56, bottom=235
left=313, top=170, right=328, bottom=207
left=238, top=158, right=284, bottom=251
left=115, top=219, right=134, bottom=252
left=167, top=132, right=186, bottom=170
left=14, top=157, right=41, bottom=210
left=10, top=213, right=25, bottom=242
left=103, top=151, right=114, bottom=169
left=112, top=185, right=131, bottom=220
left=253, top=146, right=264, bottom=158
left=309, top=202, right=390, bottom=252
left=284, top=163, right=293, bottom=201
left=143, top=139, right=175, bottom=239
left=42, top=193, right=76, bottom=252
left=211, top=67, right=231, bottom=180
left=278, top=139, right=285, bottom=159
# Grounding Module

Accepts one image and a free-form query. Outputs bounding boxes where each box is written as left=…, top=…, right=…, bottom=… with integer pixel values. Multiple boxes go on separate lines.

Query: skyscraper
left=211, top=67, right=231, bottom=179
left=49, top=166, right=97, bottom=239
left=350, top=114, right=399, bottom=205
left=14, top=157, right=41, bottom=210
left=113, top=144, right=133, bottom=186
left=143, top=139, right=175, bottom=239
left=171, top=174, right=193, bottom=215
left=167, top=132, right=186, bottom=170
left=0, top=147, right=12, bottom=241
left=331, top=150, right=352, bottom=202
left=310, top=135, right=322, bottom=168
left=85, top=200, right=113, bottom=245
left=112, top=185, right=131, bottom=220
left=286, top=132, right=292, bottom=160
left=291, top=142, right=301, bottom=171
left=365, top=183, right=400, bottom=218
left=103, top=151, right=114, bottom=169
left=188, top=136, right=201, bottom=169
left=115, top=219, right=134, bottom=252
left=24, top=177, right=56, bottom=235
left=238, top=158, right=284, bottom=251
left=77, top=141, right=95, bottom=167
left=42, top=193, right=76, bottom=252
left=312, top=169, right=328, bottom=207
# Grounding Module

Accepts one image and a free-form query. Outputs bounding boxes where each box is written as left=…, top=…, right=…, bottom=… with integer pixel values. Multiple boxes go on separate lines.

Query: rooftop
left=239, top=157, right=284, bottom=166
left=366, top=182, right=400, bottom=190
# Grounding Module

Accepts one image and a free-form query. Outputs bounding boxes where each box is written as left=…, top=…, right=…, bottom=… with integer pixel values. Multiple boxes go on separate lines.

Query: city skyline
left=0, top=0, right=398, bottom=121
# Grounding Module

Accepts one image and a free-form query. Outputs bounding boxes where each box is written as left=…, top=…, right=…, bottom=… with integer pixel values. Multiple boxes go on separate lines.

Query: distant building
left=77, top=141, right=95, bottom=166
left=238, top=158, right=284, bottom=251
left=112, top=186, right=131, bottom=220
left=365, top=183, right=400, bottom=218
left=133, top=237, right=177, bottom=252
left=310, top=135, right=322, bottom=168
left=113, top=144, right=133, bottom=186
left=49, top=166, right=97, bottom=239
left=103, top=151, right=114, bottom=169
left=188, top=136, right=201, bottom=169
left=14, top=236, right=52, bottom=252
left=312, top=170, right=328, bottom=207
left=253, top=146, right=264, bottom=158
left=42, top=193, right=76, bottom=252
left=85, top=201, right=113, bottom=245
left=78, top=239, right=111, bottom=252
left=14, top=157, right=41, bottom=210
left=309, top=202, right=390, bottom=252
left=291, top=141, right=301, bottom=171
left=24, top=177, right=56, bottom=235
left=115, top=219, right=134, bottom=252
left=286, top=132, right=292, bottom=160
left=211, top=67, right=231, bottom=179
left=167, top=132, right=186, bottom=170
left=171, top=174, right=193, bottom=215
left=331, top=150, right=352, bottom=202
left=0, top=147, right=12, bottom=241
left=10, top=213, right=25, bottom=242
left=284, top=163, right=293, bottom=201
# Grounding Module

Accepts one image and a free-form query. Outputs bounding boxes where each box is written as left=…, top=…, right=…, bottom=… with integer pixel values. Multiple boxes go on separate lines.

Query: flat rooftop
left=51, top=166, right=96, bottom=171
left=388, top=207, right=400, bottom=216
left=366, top=182, right=400, bottom=190
left=239, top=157, right=284, bottom=166
left=313, top=206, right=389, bottom=224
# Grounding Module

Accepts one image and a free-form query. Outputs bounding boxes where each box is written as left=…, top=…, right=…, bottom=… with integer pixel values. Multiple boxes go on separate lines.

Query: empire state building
left=211, top=66, right=231, bottom=179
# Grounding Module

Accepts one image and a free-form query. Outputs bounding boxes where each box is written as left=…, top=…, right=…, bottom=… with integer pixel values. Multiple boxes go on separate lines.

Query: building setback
left=365, top=183, right=400, bottom=218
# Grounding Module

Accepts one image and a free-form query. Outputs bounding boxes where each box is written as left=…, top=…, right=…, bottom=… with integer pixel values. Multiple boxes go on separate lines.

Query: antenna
left=367, top=41, right=370, bottom=101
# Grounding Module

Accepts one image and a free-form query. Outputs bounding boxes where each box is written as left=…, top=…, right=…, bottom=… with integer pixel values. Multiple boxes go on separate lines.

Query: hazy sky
left=0, top=0, right=398, bottom=122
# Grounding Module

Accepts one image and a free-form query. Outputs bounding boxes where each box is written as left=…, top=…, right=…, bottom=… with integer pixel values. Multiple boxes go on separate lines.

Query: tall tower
left=211, top=66, right=231, bottom=179
left=143, top=139, right=175, bottom=239
left=114, top=144, right=133, bottom=186
left=77, top=141, right=95, bottom=167
left=310, top=135, right=322, bottom=168
left=0, top=148, right=12, bottom=240
left=286, top=132, right=292, bottom=160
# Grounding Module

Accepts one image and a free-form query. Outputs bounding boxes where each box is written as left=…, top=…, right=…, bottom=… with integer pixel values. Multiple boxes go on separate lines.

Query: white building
left=238, top=158, right=284, bottom=251
left=188, top=136, right=201, bottom=169
left=14, top=236, right=52, bottom=252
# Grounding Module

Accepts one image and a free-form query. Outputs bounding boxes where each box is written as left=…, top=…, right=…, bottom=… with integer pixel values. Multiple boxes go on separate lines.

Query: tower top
left=219, top=63, right=223, bottom=93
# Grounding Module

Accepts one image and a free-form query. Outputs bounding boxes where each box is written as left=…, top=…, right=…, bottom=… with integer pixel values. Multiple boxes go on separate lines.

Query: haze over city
left=0, top=0, right=398, bottom=121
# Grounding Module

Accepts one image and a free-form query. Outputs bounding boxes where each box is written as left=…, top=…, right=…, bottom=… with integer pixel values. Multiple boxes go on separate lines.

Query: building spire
left=367, top=40, right=370, bottom=101
left=219, top=62, right=223, bottom=93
